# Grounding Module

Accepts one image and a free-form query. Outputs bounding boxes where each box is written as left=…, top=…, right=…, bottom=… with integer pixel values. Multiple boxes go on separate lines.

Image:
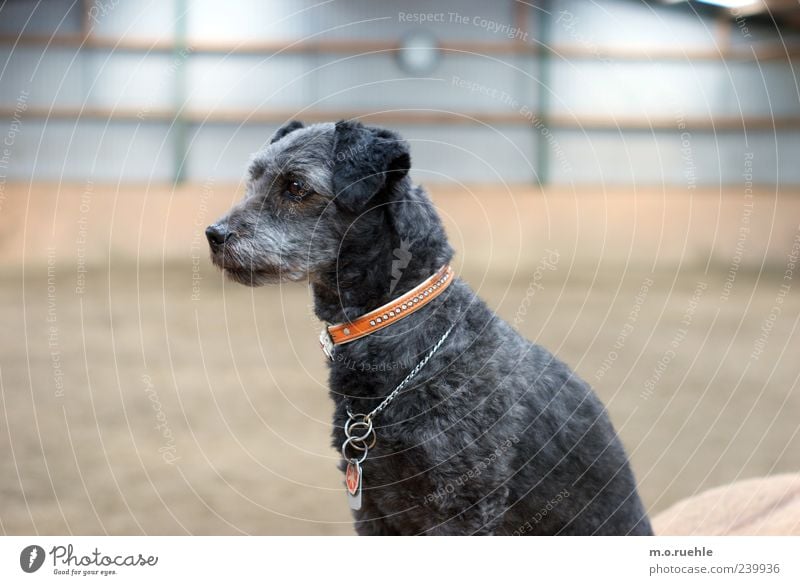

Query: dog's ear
left=331, top=120, right=410, bottom=213
left=387, top=185, right=444, bottom=244
left=270, top=120, right=304, bottom=144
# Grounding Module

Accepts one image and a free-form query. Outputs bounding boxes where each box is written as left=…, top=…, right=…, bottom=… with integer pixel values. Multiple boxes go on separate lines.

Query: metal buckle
left=319, top=328, right=335, bottom=361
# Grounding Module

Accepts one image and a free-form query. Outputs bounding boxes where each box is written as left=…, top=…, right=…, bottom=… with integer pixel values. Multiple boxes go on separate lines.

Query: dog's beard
left=222, top=264, right=305, bottom=286
left=210, top=246, right=306, bottom=286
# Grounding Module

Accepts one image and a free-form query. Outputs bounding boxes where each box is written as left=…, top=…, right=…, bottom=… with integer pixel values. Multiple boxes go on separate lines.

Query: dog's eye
left=286, top=177, right=311, bottom=200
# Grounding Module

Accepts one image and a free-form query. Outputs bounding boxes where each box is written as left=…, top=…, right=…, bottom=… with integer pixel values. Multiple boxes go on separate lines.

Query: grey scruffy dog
left=206, top=120, right=653, bottom=536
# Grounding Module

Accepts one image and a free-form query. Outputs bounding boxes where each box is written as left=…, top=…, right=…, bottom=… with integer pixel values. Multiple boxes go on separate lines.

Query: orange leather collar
left=320, top=264, right=454, bottom=358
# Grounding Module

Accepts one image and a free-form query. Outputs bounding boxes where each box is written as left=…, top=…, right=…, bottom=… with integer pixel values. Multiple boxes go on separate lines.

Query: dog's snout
left=206, top=224, right=232, bottom=248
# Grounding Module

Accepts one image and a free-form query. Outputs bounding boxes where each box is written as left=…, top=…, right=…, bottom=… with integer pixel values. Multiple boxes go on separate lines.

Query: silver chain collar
left=340, top=320, right=456, bottom=510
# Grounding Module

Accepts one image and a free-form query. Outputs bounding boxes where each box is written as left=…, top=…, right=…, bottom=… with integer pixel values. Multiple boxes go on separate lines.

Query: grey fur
left=208, top=120, right=653, bottom=536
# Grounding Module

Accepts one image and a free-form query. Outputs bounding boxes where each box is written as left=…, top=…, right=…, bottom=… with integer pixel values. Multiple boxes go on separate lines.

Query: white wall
left=0, top=0, right=798, bottom=184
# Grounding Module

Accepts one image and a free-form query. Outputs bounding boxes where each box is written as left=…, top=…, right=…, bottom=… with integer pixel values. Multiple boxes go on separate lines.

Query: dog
left=206, top=120, right=653, bottom=536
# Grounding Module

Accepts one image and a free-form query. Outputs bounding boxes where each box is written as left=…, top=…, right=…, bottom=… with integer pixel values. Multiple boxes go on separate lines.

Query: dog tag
left=345, top=459, right=362, bottom=510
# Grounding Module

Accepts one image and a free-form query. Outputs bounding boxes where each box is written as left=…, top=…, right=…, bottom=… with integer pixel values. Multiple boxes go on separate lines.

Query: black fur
left=270, top=119, right=305, bottom=144
left=208, top=120, right=653, bottom=536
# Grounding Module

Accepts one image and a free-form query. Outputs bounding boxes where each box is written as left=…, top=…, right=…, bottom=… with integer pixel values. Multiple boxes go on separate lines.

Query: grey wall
left=0, top=0, right=798, bottom=184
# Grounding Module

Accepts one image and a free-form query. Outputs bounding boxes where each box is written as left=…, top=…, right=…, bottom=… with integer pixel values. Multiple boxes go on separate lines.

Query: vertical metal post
left=81, top=0, right=92, bottom=41
left=535, top=0, right=551, bottom=186
left=173, top=0, right=188, bottom=184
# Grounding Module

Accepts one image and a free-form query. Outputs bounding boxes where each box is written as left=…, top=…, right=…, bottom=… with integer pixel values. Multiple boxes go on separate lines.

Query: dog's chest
left=332, top=407, right=436, bottom=488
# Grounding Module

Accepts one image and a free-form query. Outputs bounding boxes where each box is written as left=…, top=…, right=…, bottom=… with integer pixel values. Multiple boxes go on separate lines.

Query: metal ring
left=345, top=414, right=377, bottom=449
left=344, top=422, right=376, bottom=451
left=341, top=437, right=368, bottom=463
left=346, top=409, right=372, bottom=424
left=343, top=434, right=375, bottom=452
left=344, top=418, right=371, bottom=439
left=345, top=420, right=374, bottom=443
left=364, top=429, right=377, bottom=449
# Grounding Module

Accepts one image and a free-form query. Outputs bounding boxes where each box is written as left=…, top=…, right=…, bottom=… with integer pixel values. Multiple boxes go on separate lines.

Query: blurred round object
left=396, top=30, right=440, bottom=75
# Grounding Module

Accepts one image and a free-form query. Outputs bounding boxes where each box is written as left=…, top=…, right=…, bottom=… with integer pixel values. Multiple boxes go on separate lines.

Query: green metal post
left=535, top=0, right=551, bottom=186
left=173, top=0, right=188, bottom=184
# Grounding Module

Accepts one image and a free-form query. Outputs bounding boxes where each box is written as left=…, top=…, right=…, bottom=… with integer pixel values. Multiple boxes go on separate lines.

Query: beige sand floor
left=2, top=182, right=799, bottom=535
left=1, top=258, right=799, bottom=534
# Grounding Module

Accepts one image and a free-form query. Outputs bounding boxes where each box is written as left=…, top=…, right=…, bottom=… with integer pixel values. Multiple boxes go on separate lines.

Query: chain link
left=341, top=319, right=457, bottom=505
left=364, top=321, right=456, bottom=422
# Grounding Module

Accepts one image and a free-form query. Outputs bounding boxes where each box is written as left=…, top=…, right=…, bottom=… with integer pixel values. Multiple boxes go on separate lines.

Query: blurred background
left=1, top=0, right=799, bottom=535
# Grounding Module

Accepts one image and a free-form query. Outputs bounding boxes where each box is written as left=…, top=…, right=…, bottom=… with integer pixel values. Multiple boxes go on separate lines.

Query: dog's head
left=206, top=120, right=413, bottom=286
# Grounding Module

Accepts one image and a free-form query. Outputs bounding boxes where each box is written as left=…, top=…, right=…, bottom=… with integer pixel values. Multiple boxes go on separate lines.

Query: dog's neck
left=311, top=228, right=445, bottom=325
left=311, top=187, right=452, bottom=325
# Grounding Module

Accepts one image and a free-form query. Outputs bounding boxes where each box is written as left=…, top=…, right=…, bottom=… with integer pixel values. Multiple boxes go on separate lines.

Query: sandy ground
left=1, top=184, right=799, bottom=534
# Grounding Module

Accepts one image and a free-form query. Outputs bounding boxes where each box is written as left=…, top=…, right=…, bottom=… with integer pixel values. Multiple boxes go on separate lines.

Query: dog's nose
left=206, top=224, right=231, bottom=248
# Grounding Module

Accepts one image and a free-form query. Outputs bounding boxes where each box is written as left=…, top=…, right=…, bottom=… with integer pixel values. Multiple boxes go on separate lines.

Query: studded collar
left=319, top=264, right=454, bottom=360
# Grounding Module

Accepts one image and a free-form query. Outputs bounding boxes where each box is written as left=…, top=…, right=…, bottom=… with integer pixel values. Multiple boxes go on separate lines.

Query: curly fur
left=208, top=120, right=653, bottom=536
